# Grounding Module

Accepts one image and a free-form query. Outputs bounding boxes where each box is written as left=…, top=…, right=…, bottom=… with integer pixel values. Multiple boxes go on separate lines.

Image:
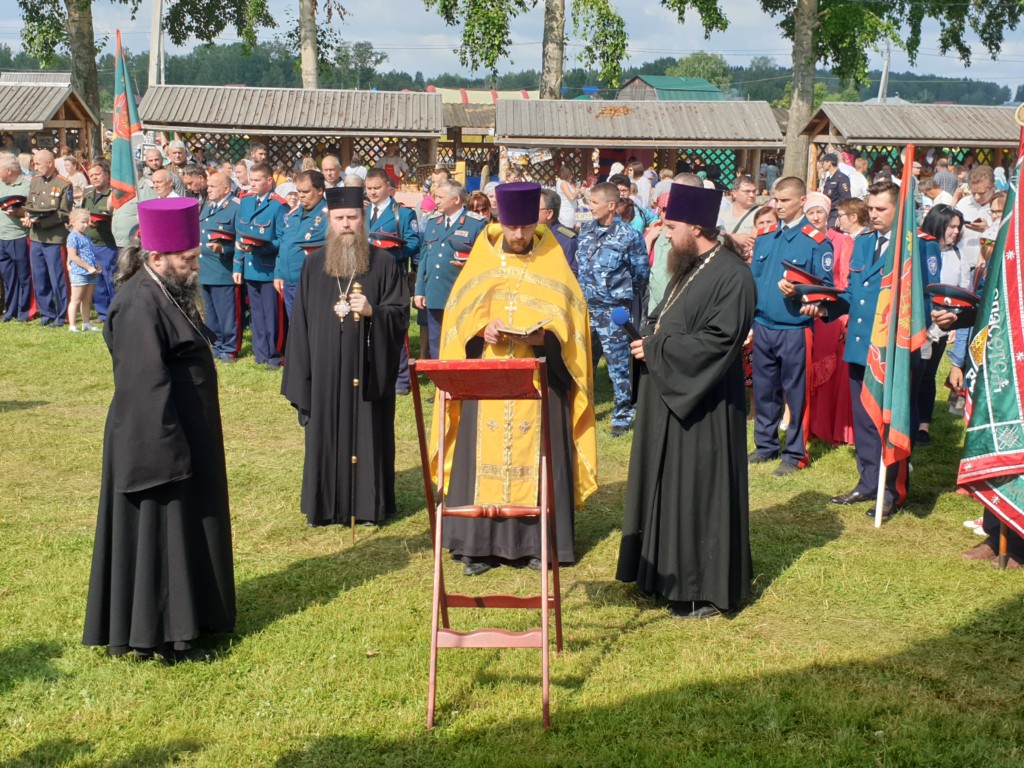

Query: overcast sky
left=2, top=0, right=1022, bottom=95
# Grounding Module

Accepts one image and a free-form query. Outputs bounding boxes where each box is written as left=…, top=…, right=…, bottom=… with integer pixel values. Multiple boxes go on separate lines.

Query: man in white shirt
left=956, top=165, right=996, bottom=273
left=839, top=158, right=869, bottom=200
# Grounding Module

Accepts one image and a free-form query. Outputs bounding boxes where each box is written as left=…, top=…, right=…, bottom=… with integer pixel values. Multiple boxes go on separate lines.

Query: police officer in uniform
left=750, top=176, right=834, bottom=475
left=365, top=168, right=420, bottom=393
left=820, top=153, right=852, bottom=230
left=275, top=169, right=328, bottom=319
left=199, top=171, right=241, bottom=362
left=80, top=159, right=118, bottom=320
left=22, top=149, right=72, bottom=326
left=414, top=179, right=485, bottom=359
left=576, top=182, right=650, bottom=437
left=234, top=162, right=287, bottom=369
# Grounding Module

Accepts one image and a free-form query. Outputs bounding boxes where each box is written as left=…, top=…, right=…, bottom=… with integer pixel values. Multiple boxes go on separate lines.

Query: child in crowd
left=66, top=208, right=100, bottom=332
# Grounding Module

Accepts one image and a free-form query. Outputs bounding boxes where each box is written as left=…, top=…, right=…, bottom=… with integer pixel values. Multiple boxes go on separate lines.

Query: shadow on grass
left=749, top=490, right=844, bottom=601
left=0, top=641, right=63, bottom=695
left=0, top=739, right=202, bottom=768
left=0, top=400, right=48, bottom=413
left=274, top=597, right=1024, bottom=767
left=231, top=533, right=426, bottom=644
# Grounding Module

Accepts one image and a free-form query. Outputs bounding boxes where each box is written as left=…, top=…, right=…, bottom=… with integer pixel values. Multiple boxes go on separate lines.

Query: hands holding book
left=482, top=318, right=547, bottom=346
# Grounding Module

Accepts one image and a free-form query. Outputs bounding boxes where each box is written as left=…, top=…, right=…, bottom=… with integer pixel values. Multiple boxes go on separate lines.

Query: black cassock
left=84, top=269, right=235, bottom=650
left=616, top=248, right=756, bottom=610
left=281, top=247, right=409, bottom=525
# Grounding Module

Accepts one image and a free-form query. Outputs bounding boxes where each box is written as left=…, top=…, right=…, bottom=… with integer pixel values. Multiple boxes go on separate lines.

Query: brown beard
left=324, top=228, right=370, bottom=278
left=667, top=238, right=701, bottom=283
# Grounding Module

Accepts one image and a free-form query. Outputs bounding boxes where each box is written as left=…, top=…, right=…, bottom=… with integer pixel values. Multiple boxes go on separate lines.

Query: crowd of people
left=0, top=134, right=1015, bottom=659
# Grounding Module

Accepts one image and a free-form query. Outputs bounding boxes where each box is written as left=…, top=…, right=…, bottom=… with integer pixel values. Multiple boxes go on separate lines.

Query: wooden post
left=751, top=149, right=763, bottom=192
left=999, top=522, right=1009, bottom=570
left=340, top=136, right=354, bottom=165
left=807, top=142, right=820, bottom=188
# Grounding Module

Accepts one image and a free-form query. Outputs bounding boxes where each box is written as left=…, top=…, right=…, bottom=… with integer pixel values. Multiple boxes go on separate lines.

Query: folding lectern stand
left=409, top=358, right=563, bottom=729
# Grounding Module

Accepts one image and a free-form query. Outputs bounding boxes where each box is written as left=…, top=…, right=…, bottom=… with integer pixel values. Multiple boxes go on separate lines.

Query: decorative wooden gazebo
left=801, top=102, right=1022, bottom=185
left=494, top=99, right=783, bottom=185
left=0, top=72, right=98, bottom=153
left=138, top=85, right=444, bottom=186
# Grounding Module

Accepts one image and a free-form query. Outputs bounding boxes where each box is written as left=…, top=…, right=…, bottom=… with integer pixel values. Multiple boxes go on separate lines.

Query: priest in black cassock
left=281, top=186, right=409, bottom=526
left=616, top=182, right=756, bottom=619
left=84, top=197, right=236, bottom=660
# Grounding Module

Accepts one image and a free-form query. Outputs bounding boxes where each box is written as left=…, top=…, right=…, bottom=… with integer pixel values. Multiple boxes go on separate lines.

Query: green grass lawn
left=1, top=319, right=1023, bottom=768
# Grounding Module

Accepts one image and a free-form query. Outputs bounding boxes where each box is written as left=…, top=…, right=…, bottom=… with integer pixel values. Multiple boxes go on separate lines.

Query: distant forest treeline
left=0, top=42, right=1015, bottom=115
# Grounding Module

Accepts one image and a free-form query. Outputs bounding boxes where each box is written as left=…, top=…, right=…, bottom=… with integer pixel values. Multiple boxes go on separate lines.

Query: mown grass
left=1, top=318, right=1023, bottom=768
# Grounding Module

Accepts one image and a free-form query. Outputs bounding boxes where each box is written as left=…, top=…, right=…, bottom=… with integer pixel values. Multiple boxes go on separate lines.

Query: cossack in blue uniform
left=749, top=217, right=834, bottom=471
left=367, top=198, right=421, bottom=392
left=234, top=192, right=288, bottom=367
left=199, top=195, right=241, bottom=361
left=830, top=229, right=915, bottom=508
left=414, top=208, right=486, bottom=358
left=277, top=200, right=329, bottom=318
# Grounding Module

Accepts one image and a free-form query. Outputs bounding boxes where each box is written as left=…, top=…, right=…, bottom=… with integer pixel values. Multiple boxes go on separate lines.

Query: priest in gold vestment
left=431, top=182, right=597, bottom=576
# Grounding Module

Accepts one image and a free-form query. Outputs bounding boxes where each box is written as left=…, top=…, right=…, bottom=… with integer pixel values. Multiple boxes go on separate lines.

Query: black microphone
left=611, top=306, right=642, bottom=342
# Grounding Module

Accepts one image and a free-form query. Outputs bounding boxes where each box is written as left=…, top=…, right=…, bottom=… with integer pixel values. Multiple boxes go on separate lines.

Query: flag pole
left=873, top=449, right=886, bottom=528
left=999, top=522, right=1009, bottom=570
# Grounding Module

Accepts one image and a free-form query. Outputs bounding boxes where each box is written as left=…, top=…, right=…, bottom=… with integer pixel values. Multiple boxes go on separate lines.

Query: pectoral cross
left=504, top=299, right=518, bottom=324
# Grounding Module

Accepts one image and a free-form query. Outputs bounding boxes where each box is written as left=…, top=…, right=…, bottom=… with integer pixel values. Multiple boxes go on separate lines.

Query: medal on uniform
left=305, top=232, right=311, bottom=240
left=314, top=216, right=321, bottom=225
left=259, top=226, right=265, bottom=234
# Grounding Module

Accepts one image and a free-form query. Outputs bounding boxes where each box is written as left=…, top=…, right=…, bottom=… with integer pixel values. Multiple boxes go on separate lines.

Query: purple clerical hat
left=495, top=182, right=541, bottom=226
left=664, top=183, right=722, bottom=229
left=137, top=198, right=200, bottom=253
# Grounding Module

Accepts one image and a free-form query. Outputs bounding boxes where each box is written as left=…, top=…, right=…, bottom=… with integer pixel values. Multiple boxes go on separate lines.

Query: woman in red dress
left=805, top=192, right=856, bottom=445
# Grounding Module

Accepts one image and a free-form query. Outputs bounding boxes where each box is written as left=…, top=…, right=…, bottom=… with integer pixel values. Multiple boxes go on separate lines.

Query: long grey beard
left=324, top=229, right=370, bottom=278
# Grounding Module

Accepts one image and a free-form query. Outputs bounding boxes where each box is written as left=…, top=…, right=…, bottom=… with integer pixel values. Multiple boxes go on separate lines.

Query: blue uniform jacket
left=366, top=198, right=420, bottom=264
left=234, top=193, right=288, bottom=282
left=414, top=209, right=487, bottom=309
left=553, top=224, right=579, bottom=276
left=918, top=232, right=942, bottom=286
left=576, top=215, right=649, bottom=307
left=275, top=200, right=329, bottom=286
left=199, top=196, right=240, bottom=286
left=836, top=231, right=886, bottom=367
left=751, top=217, right=834, bottom=329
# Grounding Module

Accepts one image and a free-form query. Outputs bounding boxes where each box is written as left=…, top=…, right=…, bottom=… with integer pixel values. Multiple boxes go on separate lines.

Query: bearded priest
left=433, top=182, right=597, bottom=576
left=281, top=186, right=410, bottom=527
left=616, top=182, right=756, bottom=619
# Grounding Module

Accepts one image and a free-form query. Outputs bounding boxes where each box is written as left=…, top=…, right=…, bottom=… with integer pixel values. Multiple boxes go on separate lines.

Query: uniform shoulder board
left=757, top=224, right=778, bottom=236
left=556, top=224, right=577, bottom=239
left=229, top=195, right=241, bottom=204
left=270, top=193, right=288, bottom=205
left=801, top=224, right=827, bottom=244
left=917, top=229, right=937, bottom=241
left=465, top=211, right=486, bottom=221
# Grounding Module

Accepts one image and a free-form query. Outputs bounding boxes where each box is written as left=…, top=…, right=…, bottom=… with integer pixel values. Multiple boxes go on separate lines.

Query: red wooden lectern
left=410, top=358, right=563, bottom=730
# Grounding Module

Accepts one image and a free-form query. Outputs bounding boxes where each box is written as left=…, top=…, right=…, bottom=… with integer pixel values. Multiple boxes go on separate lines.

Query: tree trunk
left=299, top=0, right=319, bottom=89
left=64, top=0, right=101, bottom=158
left=540, top=0, right=565, bottom=99
left=783, top=0, right=818, bottom=179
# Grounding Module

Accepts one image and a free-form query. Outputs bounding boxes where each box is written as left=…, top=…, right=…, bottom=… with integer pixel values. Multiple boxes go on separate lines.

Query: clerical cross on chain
left=504, top=299, right=519, bottom=324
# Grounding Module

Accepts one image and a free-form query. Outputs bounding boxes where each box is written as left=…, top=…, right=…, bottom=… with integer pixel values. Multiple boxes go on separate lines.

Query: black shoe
left=610, top=424, right=632, bottom=438
left=774, top=461, right=799, bottom=477
left=217, top=355, right=237, bottom=364
left=831, top=490, right=872, bottom=505
left=526, top=557, right=543, bottom=571
left=669, top=601, right=722, bottom=619
left=916, top=429, right=931, bottom=445
left=748, top=451, right=778, bottom=465
left=463, top=560, right=495, bottom=576
left=264, top=363, right=281, bottom=371
left=865, top=503, right=897, bottom=521
left=396, top=388, right=410, bottom=396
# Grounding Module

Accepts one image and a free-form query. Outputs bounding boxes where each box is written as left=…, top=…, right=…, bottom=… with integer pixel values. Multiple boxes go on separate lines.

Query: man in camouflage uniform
left=576, top=182, right=650, bottom=437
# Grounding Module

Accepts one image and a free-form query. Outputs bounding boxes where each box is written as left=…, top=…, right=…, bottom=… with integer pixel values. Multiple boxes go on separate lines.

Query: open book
left=498, top=317, right=550, bottom=338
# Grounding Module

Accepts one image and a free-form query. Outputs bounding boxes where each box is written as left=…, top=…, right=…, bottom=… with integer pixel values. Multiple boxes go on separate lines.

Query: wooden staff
left=350, top=281, right=363, bottom=545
